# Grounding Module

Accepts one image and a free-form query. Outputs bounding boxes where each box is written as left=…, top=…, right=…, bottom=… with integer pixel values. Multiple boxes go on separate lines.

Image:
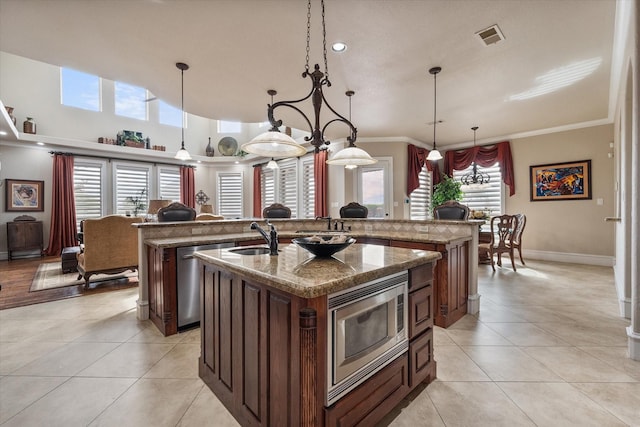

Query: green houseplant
left=125, top=188, right=147, bottom=216
left=431, top=174, right=463, bottom=210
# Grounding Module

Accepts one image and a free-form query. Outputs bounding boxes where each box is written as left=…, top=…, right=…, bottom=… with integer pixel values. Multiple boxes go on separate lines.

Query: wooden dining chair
left=512, top=213, right=527, bottom=265
left=479, top=214, right=519, bottom=272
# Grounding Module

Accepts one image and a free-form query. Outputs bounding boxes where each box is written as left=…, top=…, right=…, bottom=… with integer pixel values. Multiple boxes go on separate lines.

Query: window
left=278, top=159, right=298, bottom=218
left=410, top=165, right=433, bottom=220
left=159, top=101, right=183, bottom=127
left=115, top=82, right=147, bottom=120
left=300, top=156, right=315, bottom=218
left=218, top=120, right=241, bottom=133
left=73, top=160, right=105, bottom=230
left=452, top=162, right=503, bottom=216
left=218, top=172, right=243, bottom=218
left=261, top=167, right=276, bottom=208
left=61, top=68, right=100, bottom=111
left=260, top=155, right=314, bottom=219
left=158, top=167, right=181, bottom=202
left=356, top=158, right=392, bottom=218
left=114, top=163, right=150, bottom=215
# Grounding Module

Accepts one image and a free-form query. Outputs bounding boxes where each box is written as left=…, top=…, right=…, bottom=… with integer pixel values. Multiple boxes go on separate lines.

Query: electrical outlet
left=192, top=227, right=205, bottom=235
left=365, top=224, right=373, bottom=232
left=417, top=225, right=429, bottom=232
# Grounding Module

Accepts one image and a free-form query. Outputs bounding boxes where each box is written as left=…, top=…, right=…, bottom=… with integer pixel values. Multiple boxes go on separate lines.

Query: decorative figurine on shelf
left=205, top=137, right=215, bottom=157
left=23, top=117, right=36, bottom=134
left=5, top=106, right=17, bottom=126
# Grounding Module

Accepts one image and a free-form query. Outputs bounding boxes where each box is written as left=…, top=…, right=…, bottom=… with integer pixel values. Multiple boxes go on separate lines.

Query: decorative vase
left=5, top=106, right=17, bottom=126
left=23, top=117, right=36, bottom=134
left=205, top=137, right=215, bottom=157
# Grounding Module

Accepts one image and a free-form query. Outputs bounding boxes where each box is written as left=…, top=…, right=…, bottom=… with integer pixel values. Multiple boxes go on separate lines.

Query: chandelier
left=461, top=126, right=491, bottom=187
left=426, top=66, right=443, bottom=161
left=242, top=0, right=375, bottom=166
left=174, top=62, right=191, bottom=161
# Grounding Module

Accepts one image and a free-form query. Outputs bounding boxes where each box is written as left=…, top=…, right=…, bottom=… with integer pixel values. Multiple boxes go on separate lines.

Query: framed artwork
left=529, top=160, right=592, bottom=201
left=5, top=179, right=45, bottom=211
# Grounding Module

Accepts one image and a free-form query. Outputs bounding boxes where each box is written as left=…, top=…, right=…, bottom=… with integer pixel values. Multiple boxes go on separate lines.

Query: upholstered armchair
left=76, top=215, right=142, bottom=288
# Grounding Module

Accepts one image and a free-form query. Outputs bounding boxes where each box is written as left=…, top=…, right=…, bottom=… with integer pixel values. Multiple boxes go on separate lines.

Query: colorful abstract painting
left=529, top=160, right=591, bottom=201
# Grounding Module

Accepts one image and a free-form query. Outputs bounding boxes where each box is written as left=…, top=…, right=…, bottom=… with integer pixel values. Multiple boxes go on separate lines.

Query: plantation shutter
left=217, top=172, right=243, bottom=218
left=261, top=167, right=276, bottom=208
left=410, top=165, right=432, bottom=220
left=74, top=161, right=104, bottom=230
left=115, top=164, right=150, bottom=215
left=278, top=159, right=298, bottom=218
left=159, top=167, right=181, bottom=203
left=300, top=156, right=315, bottom=219
left=452, top=162, right=503, bottom=216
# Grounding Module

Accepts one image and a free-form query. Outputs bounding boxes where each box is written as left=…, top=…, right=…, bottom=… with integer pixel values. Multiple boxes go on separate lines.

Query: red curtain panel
left=44, top=153, right=77, bottom=256
left=180, top=166, right=196, bottom=207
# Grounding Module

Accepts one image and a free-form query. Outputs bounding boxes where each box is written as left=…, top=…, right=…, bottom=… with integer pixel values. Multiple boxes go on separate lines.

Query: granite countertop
left=145, top=230, right=470, bottom=249
left=194, top=243, right=442, bottom=298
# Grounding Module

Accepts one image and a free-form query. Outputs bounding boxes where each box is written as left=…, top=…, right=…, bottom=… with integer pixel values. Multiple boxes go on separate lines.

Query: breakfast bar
left=194, top=242, right=441, bottom=426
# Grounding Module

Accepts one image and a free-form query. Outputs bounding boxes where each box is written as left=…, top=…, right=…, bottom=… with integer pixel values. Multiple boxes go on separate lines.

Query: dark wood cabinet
left=200, top=261, right=436, bottom=427
left=147, top=246, right=178, bottom=336
left=7, top=220, right=43, bottom=260
left=391, top=239, right=469, bottom=328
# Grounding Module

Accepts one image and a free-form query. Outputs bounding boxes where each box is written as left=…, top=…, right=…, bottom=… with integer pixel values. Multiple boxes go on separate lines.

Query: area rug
left=30, top=262, right=137, bottom=292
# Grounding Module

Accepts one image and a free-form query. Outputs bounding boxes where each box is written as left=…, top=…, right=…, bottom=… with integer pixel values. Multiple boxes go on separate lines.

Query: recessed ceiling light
left=331, top=42, right=347, bottom=53
left=0, top=130, right=7, bottom=136
left=37, top=142, right=45, bottom=146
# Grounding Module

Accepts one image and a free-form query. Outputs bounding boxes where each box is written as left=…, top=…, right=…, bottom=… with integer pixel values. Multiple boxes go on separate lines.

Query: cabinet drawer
left=325, top=355, right=409, bottom=427
left=409, top=284, right=433, bottom=339
left=409, top=329, right=434, bottom=388
left=408, top=263, right=434, bottom=291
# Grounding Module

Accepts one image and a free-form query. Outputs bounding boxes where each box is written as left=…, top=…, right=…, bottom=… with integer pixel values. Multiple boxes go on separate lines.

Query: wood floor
left=0, top=255, right=138, bottom=310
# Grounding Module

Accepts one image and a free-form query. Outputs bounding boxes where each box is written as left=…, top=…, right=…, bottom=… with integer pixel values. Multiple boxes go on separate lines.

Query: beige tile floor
left=1, top=260, right=639, bottom=426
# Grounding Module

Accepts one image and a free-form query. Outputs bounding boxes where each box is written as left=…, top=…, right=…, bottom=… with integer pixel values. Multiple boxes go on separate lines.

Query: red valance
left=407, top=144, right=441, bottom=195
left=443, top=141, right=515, bottom=196
left=314, top=150, right=328, bottom=217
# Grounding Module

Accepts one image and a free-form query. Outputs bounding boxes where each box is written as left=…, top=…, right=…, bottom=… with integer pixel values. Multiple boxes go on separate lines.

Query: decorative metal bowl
left=292, top=235, right=356, bottom=258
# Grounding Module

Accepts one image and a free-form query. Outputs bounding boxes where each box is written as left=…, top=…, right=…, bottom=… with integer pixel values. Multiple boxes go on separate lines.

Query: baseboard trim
left=523, top=249, right=614, bottom=267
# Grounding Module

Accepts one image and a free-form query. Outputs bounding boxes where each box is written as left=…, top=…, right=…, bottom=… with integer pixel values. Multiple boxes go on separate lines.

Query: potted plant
left=431, top=174, right=463, bottom=210
left=125, top=188, right=147, bottom=216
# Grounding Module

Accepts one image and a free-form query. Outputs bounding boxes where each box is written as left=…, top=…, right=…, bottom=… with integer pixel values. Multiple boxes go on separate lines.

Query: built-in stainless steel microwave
left=327, top=271, right=409, bottom=405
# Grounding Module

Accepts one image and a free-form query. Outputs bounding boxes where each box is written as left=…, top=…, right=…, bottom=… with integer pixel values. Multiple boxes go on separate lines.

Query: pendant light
left=266, top=158, right=279, bottom=169
left=426, top=66, right=443, bottom=161
left=243, top=90, right=307, bottom=157
left=242, top=0, right=360, bottom=158
left=326, top=91, right=377, bottom=168
left=461, top=126, right=491, bottom=188
left=174, top=62, right=192, bottom=161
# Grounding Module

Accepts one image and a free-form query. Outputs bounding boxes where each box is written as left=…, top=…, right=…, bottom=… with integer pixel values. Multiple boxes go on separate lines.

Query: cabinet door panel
left=409, top=329, right=434, bottom=387
left=409, top=284, right=433, bottom=339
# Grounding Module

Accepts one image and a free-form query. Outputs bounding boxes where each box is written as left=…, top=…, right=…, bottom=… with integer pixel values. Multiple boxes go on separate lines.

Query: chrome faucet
left=316, top=216, right=332, bottom=231
left=250, top=221, right=278, bottom=255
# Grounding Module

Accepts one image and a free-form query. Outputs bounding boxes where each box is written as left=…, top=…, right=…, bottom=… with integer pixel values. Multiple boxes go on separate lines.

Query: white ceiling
left=0, top=0, right=617, bottom=148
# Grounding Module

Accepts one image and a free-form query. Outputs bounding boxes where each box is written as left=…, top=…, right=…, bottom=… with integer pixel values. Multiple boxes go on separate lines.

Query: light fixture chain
left=321, top=0, right=329, bottom=78
left=305, top=0, right=311, bottom=72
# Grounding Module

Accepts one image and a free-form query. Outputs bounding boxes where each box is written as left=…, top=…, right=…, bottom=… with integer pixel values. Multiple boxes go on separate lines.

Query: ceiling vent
left=476, top=24, right=505, bottom=46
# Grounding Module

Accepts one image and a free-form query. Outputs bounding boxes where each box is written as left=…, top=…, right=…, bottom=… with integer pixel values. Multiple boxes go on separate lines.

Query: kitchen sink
left=228, top=247, right=272, bottom=255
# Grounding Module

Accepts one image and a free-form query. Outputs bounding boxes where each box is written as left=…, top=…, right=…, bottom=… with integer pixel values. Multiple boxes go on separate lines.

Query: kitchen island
left=137, top=218, right=478, bottom=336
left=194, top=243, right=441, bottom=427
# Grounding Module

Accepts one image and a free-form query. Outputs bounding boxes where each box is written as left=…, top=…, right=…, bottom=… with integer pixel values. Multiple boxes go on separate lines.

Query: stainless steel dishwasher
left=176, top=243, right=234, bottom=330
